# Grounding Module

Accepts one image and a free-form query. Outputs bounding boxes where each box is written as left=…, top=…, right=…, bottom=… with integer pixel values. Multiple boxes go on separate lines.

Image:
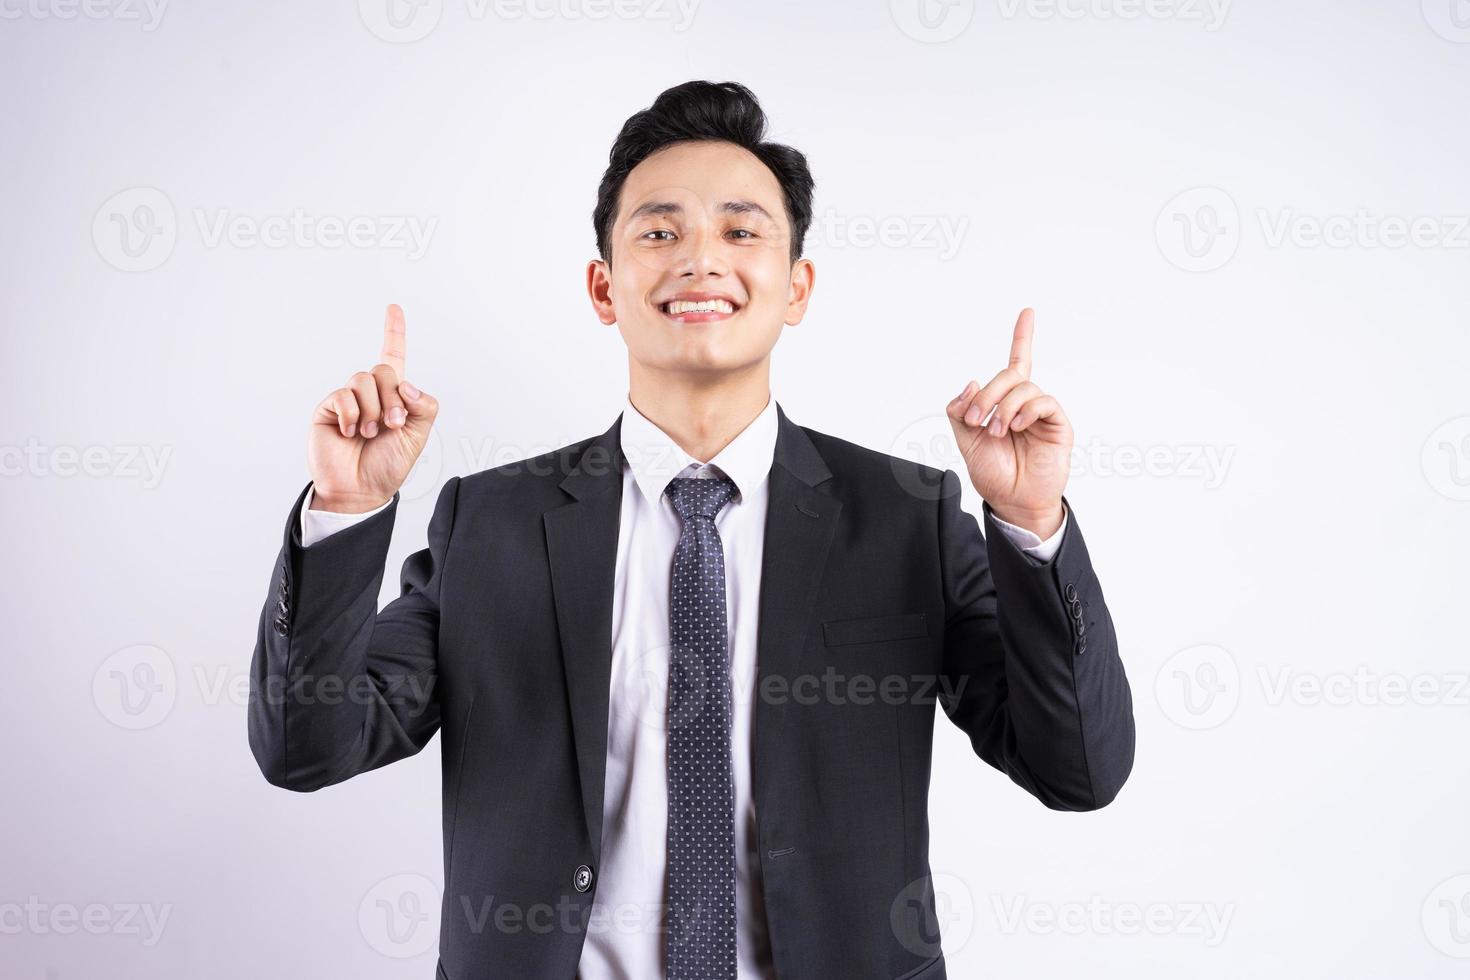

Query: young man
left=249, top=80, right=1134, bottom=980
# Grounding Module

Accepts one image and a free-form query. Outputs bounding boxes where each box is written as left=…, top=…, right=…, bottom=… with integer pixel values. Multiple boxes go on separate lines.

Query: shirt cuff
left=299, top=484, right=393, bottom=547
left=988, top=503, right=1069, bottom=563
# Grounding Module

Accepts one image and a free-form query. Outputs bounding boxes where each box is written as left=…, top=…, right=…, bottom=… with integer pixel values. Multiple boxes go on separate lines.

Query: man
left=249, top=80, right=1134, bottom=980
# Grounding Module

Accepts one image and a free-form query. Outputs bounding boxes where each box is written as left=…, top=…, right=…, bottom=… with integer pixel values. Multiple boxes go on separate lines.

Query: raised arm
left=247, top=304, right=446, bottom=792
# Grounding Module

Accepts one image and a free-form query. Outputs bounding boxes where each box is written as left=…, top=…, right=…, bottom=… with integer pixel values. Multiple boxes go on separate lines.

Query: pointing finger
left=379, top=303, right=407, bottom=379
left=1008, top=307, right=1034, bottom=379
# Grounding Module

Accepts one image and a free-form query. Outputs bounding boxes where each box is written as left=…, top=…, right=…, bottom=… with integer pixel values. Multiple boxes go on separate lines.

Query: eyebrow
left=627, top=199, right=777, bottom=223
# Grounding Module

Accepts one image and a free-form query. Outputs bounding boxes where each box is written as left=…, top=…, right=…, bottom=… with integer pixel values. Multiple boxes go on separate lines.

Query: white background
left=3, top=1, right=1469, bottom=977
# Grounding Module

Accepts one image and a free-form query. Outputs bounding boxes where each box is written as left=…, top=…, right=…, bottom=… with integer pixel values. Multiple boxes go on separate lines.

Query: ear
left=586, top=259, right=617, bottom=325
left=784, top=258, right=816, bottom=326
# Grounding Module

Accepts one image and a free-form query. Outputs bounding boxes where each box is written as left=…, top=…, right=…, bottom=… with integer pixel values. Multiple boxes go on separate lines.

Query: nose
left=672, top=224, right=729, bottom=279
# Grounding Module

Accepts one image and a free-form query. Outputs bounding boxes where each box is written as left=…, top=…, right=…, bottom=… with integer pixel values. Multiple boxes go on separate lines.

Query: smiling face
left=587, top=139, right=814, bottom=379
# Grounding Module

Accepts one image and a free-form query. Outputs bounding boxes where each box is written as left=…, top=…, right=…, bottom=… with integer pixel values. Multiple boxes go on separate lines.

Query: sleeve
left=935, top=468, right=1135, bottom=810
left=986, top=503, right=1069, bottom=563
left=247, top=476, right=461, bottom=792
left=300, top=483, right=394, bottom=547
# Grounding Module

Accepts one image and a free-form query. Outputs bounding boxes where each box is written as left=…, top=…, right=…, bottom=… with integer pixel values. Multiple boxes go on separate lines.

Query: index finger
left=1007, top=307, right=1034, bottom=379
left=379, top=303, right=407, bottom=379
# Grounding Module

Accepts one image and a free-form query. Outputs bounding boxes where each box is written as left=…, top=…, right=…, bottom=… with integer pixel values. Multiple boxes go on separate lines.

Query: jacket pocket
left=823, top=611, right=928, bottom=646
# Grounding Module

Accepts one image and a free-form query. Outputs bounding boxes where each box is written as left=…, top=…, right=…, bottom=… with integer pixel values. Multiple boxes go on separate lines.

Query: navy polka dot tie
left=664, top=474, right=739, bottom=980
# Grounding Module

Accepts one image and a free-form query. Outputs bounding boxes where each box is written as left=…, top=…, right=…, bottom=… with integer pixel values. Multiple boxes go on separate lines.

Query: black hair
left=592, top=80, right=814, bottom=266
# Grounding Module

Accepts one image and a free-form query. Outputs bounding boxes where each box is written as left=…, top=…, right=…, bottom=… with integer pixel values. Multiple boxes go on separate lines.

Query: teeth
left=664, top=299, right=735, bottom=315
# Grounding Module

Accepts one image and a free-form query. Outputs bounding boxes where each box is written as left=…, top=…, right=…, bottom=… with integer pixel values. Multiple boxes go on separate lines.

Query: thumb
left=947, top=381, right=983, bottom=434
left=397, top=380, right=439, bottom=438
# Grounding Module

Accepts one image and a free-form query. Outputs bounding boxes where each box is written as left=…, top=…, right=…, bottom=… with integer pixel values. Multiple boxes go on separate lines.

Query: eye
left=642, top=229, right=676, bottom=242
left=727, top=228, right=757, bottom=241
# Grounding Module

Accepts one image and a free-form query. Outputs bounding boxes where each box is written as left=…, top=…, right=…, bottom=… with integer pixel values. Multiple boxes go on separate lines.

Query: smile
left=657, top=295, right=740, bottom=323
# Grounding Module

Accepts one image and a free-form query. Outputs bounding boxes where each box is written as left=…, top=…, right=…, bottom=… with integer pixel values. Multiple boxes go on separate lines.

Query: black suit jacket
left=248, top=403, right=1135, bottom=980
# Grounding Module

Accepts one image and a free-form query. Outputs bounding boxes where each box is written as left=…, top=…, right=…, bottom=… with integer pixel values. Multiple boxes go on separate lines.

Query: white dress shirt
left=299, top=393, right=1066, bottom=978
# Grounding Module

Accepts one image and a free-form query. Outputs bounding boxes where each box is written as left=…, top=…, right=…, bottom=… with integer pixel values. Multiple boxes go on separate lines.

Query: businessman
left=248, top=80, right=1135, bottom=980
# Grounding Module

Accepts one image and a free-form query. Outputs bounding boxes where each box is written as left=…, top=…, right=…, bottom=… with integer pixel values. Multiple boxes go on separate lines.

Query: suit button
left=1069, top=597, right=1083, bottom=620
left=1064, top=583, right=1077, bottom=602
left=573, top=865, right=594, bottom=893
left=1077, top=638, right=1086, bottom=656
left=273, top=618, right=289, bottom=637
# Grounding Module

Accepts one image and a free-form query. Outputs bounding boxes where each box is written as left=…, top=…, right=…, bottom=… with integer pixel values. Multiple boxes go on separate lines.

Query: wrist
left=988, top=500, right=1064, bottom=539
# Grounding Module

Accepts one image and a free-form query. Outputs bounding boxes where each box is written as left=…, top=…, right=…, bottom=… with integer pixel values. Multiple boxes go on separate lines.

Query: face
left=587, top=140, right=815, bottom=378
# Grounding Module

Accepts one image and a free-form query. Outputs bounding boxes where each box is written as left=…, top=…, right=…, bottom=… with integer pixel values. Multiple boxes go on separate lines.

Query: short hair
left=592, top=80, right=815, bottom=266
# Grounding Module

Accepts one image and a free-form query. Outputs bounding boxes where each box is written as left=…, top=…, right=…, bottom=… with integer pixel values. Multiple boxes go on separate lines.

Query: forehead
left=617, top=140, right=787, bottom=227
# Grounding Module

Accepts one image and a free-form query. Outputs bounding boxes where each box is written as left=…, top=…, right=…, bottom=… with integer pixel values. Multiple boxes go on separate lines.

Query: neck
left=627, top=359, right=772, bottom=464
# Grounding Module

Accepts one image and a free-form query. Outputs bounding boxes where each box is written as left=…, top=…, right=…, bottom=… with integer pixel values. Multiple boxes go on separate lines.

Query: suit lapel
left=545, top=414, right=626, bottom=865
left=752, top=404, right=842, bottom=820
left=544, top=404, right=841, bottom=863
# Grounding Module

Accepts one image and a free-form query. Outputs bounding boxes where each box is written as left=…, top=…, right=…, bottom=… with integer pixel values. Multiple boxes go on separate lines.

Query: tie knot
left=666, top=474, right=738, bottom=522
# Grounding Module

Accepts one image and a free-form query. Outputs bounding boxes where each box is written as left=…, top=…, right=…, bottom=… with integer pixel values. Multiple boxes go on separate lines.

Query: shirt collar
left=620, top=391, right=780, bottom=508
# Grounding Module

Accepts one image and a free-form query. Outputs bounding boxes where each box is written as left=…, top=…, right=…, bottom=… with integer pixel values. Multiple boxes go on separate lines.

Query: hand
left=945, top=308, right=1072, bottom=537
left=307, top=304, right=439, bottom=513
